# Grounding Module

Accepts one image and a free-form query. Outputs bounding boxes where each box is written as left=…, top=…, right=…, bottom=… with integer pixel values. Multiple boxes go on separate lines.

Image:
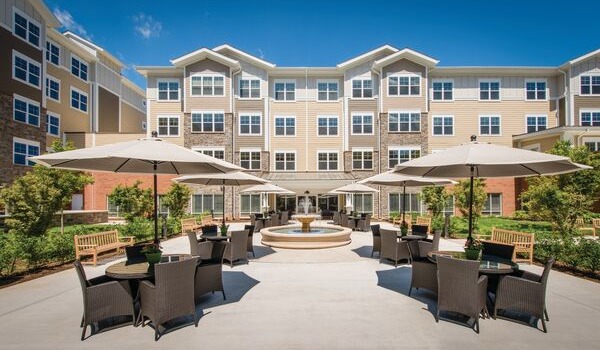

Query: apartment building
left=1, top=0, right=146, bottom=209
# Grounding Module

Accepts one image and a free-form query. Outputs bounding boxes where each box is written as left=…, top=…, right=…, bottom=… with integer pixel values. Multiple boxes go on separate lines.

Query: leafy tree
left=452, top=178, right=487, bottom=233
left=420, top=186, right=450, bottom=232
left=108, top=181, right=153, bottom=222
left=520, top=141, right=600, bottom=236
left=162, top=183, right=191, bottom=218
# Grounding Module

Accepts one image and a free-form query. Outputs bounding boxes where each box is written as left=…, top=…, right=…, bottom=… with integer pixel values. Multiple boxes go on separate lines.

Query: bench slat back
left=74, top=230, right=119, bottom=251
left=491, top=227, right=534, bottom=248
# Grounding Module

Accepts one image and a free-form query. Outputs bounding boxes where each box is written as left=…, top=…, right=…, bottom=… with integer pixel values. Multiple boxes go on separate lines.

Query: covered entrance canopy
left=263, top=171, right=357, bottom=194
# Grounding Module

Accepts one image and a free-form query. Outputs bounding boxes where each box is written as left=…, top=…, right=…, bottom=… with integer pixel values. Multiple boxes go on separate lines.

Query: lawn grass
left=449, top=216, right=555, bottom=238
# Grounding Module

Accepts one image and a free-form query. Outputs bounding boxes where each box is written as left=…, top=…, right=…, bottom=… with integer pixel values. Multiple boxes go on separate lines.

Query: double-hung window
left=13, top=95, right=40, bottom=126
left=157, top=115, right=179, bottom=137
left=525, top=80, right=546, bottom=100
left=581, top=111, right=600, bottom=127
left=526, top=115, right=547, bottom=132
left=46, top=40, right=60, bottom=66
left=274, top=117, right=295, bottom=136
left=584, top=138, right=600, bottom=152
left=274, top=81, right=295, bottom=101
left=45, top=75, right=60, bottom=102
left=191, top=111, right=224, bottom=132
left=239, top=78, right=260, bottom=98
left=389, top=193, right=421, bottom=213
left=317, top=152, right=338, bottom=171
left=352, top=79, right=372, bottom=98
left=354, top=194, right=373, bottom=213
left=239, top=114, right=261, bottom=135
left=389, top=111, right=420, bottom=132
left=71, top=55, right=88, bottom=81
left=352, top=114, right=373, bottom=134
left=581, top=76, right=600, bottom=95
left=240, top=150, right=261, bottom=170
left=194, top=148, right=225, bottom=160
left=240, top=194, right=261, bottom=214
left=46, top=113, right=60, bottom=136
left=13, top=10, right=40, bottom=47
left=480, top=80, right=500, bottom=100
left=389, top=75, right=420, bottom=96
left=157, top=80, right=179, bottom=101
left=479, top=115, right=501, bottom=135
left=317, top=81, right=338, bottom=101
left=482, top=194, right=502, bottom=215
left=13, top=138, right=39, bottom=166
left=432, top=116, right=453, bottom=136
left=191, top=194, right=223, bottom=214
left=352, top=149, right=373, bottom=170
left=71, top=88, right=88, bottom=113
left=191, top=75, right=224, bottom=96
left=317, top=116, right=338, bottom=136
left=13, top=51, right=40, bottom=88
left=432, top=80, right=453, bottom=100
left=275, top=152, right=295, bottom=171
left=388, top=147, right=420, bottom=168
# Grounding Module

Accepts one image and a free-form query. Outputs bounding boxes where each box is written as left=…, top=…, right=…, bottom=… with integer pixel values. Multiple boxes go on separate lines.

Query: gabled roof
left=337, top=45, right=398, bottom=69
left=212, top=44, right=275, bottom=69
left=63, top=31, right=124, bottom=68
left=560, top=48, right=600, bottom=69
left=31, top=0, right=60, bottom=27
left=135, top=66, right=183, bottom=76
left=373, top=48, right=439, bottom=69
left=170, top=47, right=240, bottom=69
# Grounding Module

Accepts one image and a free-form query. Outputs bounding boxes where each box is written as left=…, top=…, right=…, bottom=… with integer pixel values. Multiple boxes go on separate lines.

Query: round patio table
left=427, top=250, right=518, bottom=274
left=105, top=254, right=193, bottom=279
left=398, top=234, right=426, bottom=241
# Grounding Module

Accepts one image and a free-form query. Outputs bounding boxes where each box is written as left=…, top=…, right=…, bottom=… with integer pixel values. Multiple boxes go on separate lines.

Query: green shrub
left=0, top=233, right=20, bottom=276
left=116, top=218, right=153, bottom=243
left=579, top=239, right=600, bottom=272
left=166, top=217, right=181, bottom=236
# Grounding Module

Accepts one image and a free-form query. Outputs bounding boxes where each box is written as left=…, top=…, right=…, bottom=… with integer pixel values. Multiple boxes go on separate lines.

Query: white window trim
left=316, top=79, right=340, bottom=102
left=191, top=146, right=226, bottom=160
left=580, top=74, right=600, bottom=96
left=12, top=7, right=41, bottom=49
left=273, top=150, right=297, bottom=172
left=12, top=50, right=41, bottom=89
left=156, top=78, right=181, bottom=102
left=273, top=115, right=297, bottom=137
left=478, top=114, right=502, bottom=137
left=431, top=115, right=454, bottom=136
left=431, top=79, right=454, bottom=102
left=579, top=109, right=600, bottom=127
left=316, top=115, right=339, bottom=137
left=156, top=114, right=180, bottom=137
left=524, top=78, right=548, bottom=101
left=239, top=148, right=262, bottom=170
left=388, top=109, right=421, bottom=133
left=190, top=73, right=226, bottom=97
left=13, top=137, right=40, bottom=166
left=46, top=111, right=61, bottom=136
left=46, top=38, right=61, bottom=67
left=316, top=149, right=340, bottom=171
left=45, top=74, right=61, bottom=102
left=273, top=79, right=296, bottom=102
left=388, top=73, right=422, bottom=97
left=238, top=77, right=261, bottom=100
left=353, top=193, right=374, bottom=213
left=238, top=112, right=262, bottom=136
left=13, top=93, right=40, bottom=126
left=524, top=114, right=548, bottom=133
left=70, top=53, right=89, bottom=83
left=388, top=192, right=423, bottom=214
left=388, top=145, right=421, bottom=169
left=351, top=78, right=374, bottom=99
left=351, top=147, right=374, bottom=170
left=478, top=79, right=502, bottom=101
left=190, top=110, right=225, bottom=133
left=350, top=112, right=374, bottom=135
left=483, top=193, right=503, bottom=216
left=70, top=86, right=89, bottom=114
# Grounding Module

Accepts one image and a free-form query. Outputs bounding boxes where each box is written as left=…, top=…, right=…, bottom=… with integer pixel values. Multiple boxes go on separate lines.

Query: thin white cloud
left=257, top=48, right=265, bottom=59
left=133, top=13, right=162, bottom=39
left=53, top=7, right=91, bottom=40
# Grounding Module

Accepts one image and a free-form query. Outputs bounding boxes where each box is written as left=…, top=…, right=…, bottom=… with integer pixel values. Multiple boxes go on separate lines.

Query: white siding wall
left=570, top=57, right=600, bottom=95
left=96, top=62, right=121, bottom=95
left=1, top=0, right=45, bottom=35
left=121, top=83, right=145, bottom=111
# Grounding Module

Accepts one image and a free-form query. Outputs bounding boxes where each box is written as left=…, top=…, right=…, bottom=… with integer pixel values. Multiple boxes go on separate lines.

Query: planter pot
left=464, top=248, right=481, bottom=260
left=145, top=252, right=162, bottom=264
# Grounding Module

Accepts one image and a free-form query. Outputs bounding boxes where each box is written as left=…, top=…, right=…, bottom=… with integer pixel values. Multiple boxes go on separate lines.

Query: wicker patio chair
left=356, top=214, right=371, bottom=232
left=244, top=225, right=256, bottom=257
left=340, top=213, right=349, bottom=228
left=281, top=211, right=289, bottom=225
left=370, top=224, right=381, bottom=257
left=188, top=232, right=212, bottom=259
left=409, top=259, right=438, bottom=297
left=494, top=257, right=555, bottom=332
left=332, top=211, right=341, bottom=225
left=139, top=258, right=199, bottom=341
left=223, top=230, right=250, bottom=267
left=380, top=229, right=412, bottom=267
left=482, top=241, right=516, bottom=261
left=75, top=260, right=135, bottom=341
left=125, top=245, right=147, bottom=263
left=195, top=241, right=227, bottom=301
left=416, top=230, right=442, bottom=258
left=411, top=224, right=429, bottom=237
left=270, top=213, right=281, bottom=227
left=436, top=256, right=488, bottom=333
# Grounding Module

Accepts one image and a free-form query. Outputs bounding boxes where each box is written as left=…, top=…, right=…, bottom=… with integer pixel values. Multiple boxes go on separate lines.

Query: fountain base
left=260, top=224, right=351, bottom=249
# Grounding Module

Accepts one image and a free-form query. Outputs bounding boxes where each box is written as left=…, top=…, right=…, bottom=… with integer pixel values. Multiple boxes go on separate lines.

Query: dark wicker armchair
left=436, top=256, right=488, bottom=333
left=482, top=241, right=516, bottom=261
left=188, top=232, right=212, bottom=259
left=332, top=211, right=341, bottom=226
left=75, top=260, right=135, bottom=341
left=280, top=211, right=289, bottom=225
left=195, top=241, right=226, bottom=301
left=494, top=258, right=555, bottom=332
left=223, top=230, right=250, bottom=267
left=356, top=214, right=371, bottom=232
left=340, top=213, right=349, bottom=228
left=409, top=259, right=438, bottom=297
left=139, top=258, right=199, bottom=341
left=379, top=229, right=411, bottom=267
left=125, top=245, right=147, bottom=263
left=244, top=225, right=256, bottom=257
left=416, top=230, right=441, bottom=258
left=370, top=224, right=381, bottom=257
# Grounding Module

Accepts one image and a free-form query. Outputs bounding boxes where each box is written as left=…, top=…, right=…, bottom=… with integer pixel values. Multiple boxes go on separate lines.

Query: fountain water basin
left=260, top=224, right=352, bottom=249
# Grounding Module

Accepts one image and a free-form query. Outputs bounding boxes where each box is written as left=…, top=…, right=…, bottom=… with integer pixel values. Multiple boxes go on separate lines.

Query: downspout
left=231, top=66, right=241, bottom=219
left=558, top=69, right=569, bottom=127
left=576, top=128, right=590, bottom=148
left=372, top=66, right=383, bottom=218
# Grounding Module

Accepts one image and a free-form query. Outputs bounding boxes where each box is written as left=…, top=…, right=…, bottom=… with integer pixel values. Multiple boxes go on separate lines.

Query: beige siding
left=269, top=100, right=306, bottom=171
left=428, top=100, right=557, bottom=151
left=84, top=133, right=145, bottom=147
left=185, top=59, right=230, bottom=113
left=147, top=75, right=183, bottom=100
left=518, top=135, right=561, bottom=152
left=570, top=56, right=600, bottom=96
left=120, top=101, right=145, bottom=133
left=46, top=62, right=92, bottom=133
left=574, top=96, right=600, bottom=125
left=348, top=99, right=378, bottom=148
left=235, top=98, right=264, bottom=149
left=147, top=99, right=184, bottom=146
left=382, top=59, right=427, bottom=111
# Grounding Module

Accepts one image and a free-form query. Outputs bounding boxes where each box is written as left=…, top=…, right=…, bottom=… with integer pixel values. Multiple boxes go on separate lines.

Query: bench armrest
left=119, top=236, right=134, bottom=242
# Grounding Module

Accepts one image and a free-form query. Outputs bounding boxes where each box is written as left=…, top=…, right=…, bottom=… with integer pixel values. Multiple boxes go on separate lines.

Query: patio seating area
left=0, top=221, right=599, bottom=349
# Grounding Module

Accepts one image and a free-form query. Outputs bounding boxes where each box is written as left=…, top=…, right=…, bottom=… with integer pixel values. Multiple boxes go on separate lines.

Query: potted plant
left=141, top=243, right=162, bottom=264
left=400, top=221, right=409, bottom=236
left=219, top=223, right=229, bottom=236
left=464, top=239, right=483, bottom=260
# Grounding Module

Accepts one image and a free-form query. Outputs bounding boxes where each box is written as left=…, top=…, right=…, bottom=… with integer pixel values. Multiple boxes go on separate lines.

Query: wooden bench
left=490, top=227, right=534, bottom=264
left=576, top=218, right=594, bottom=236
left=393, top=214, right=412, bottom=229
left=181, top=217, right=202, bottom=236
left=74, top=230, right=134, bottom=265
left=592, top=218, right=600, bottom=237
left=415, top=216, right=432, bottom=233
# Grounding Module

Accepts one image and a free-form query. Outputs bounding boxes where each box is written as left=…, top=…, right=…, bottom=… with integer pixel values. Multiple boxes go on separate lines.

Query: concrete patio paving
left=0, top=221, right=599, bottom=349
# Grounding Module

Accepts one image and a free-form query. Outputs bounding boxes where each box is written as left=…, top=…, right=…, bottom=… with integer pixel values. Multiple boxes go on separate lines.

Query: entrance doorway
left=318, top=195, right=338, bottom=211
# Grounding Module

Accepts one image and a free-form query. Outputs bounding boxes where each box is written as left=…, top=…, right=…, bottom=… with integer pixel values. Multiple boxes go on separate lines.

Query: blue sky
left=46, top=0, right=600, bottom=89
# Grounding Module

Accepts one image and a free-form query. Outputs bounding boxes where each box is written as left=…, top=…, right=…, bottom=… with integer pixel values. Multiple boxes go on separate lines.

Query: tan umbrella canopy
left=30, top=137, right=243, bottom=242
left=394, top=135, right=591, bottom=240
left=174, top=172, right=269, bottom=225
left=359, top=171, right=456, bottom=224
left=240, top=183, right=294, bottom=195
left=329, top=183, right=379, bottom=194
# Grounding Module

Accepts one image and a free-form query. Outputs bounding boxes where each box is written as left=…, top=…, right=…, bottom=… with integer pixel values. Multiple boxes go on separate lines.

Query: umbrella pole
left=222, top=180, right=226, bottom=226
left=467, top=165, right=475, bottom=243
left=153, top=162, right=159, bottom=244
left=402, top=182, right=406, bottom=224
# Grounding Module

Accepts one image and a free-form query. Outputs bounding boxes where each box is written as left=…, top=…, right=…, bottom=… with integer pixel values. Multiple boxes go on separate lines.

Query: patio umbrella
left=393, top=135, right=591, bottom=241
left=30, top=137, right=243, bottom=243
left=241, top=183, right=295, bottom=212
left=330, top=183, right=379, bottom=212
left=173, top=172, right=269, bottom=225
left=358, top=171, right=456, bottom=224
